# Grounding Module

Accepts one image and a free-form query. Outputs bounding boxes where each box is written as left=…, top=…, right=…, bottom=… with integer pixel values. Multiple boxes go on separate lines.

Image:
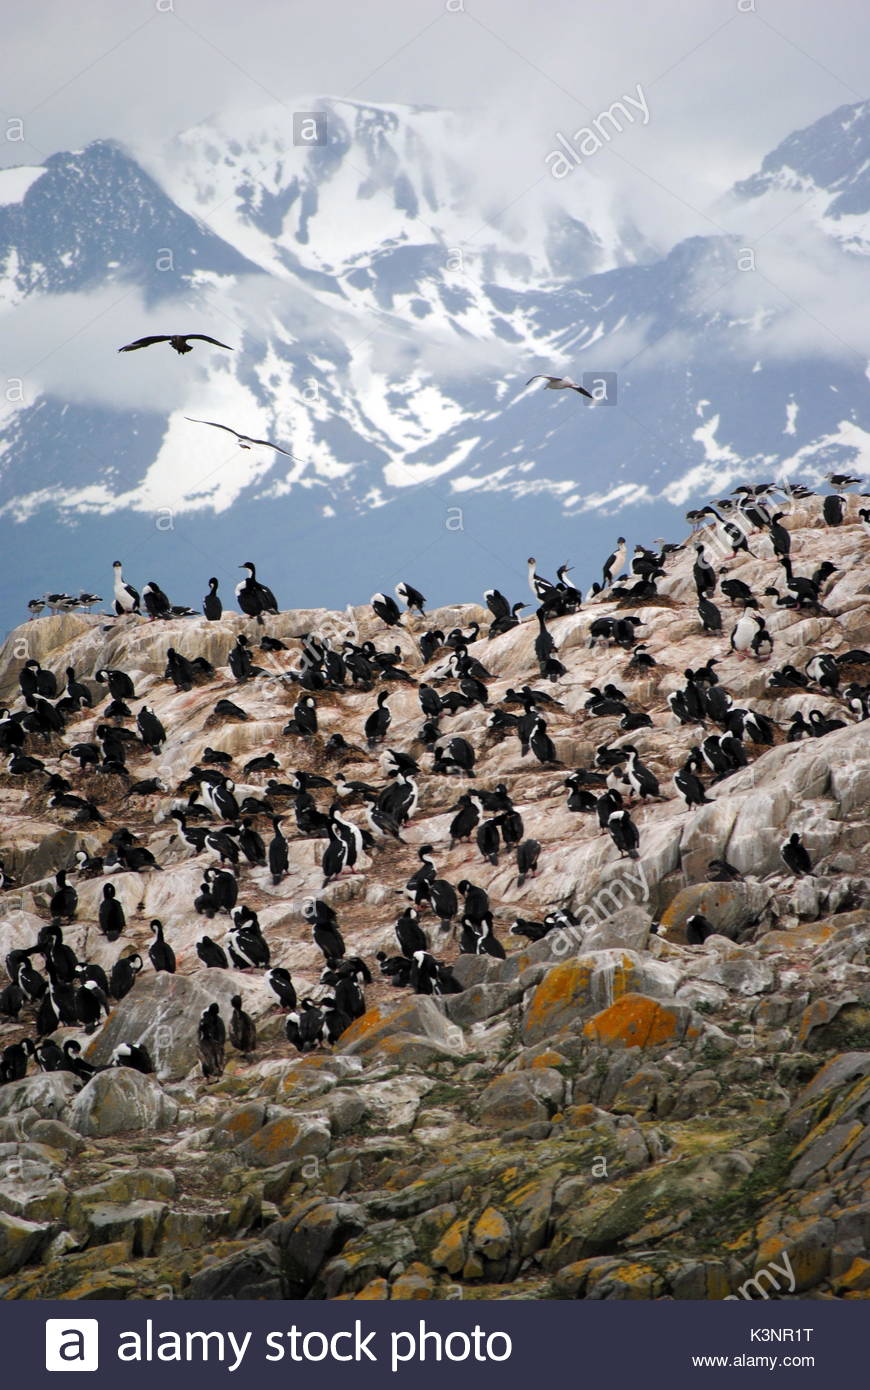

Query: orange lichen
left=582, top=993, right=693, bottom=1048
left=528, top=1049, right=567, bottom=1069
left=354, top=1277, right=390, bottom=1300
left=340, top=1005, right=390, bottom=1045
left=431, top=1216, right=470, bottom=1274
left=391, top=1263, right=434, bottom=1299
left=525, top=961, right=592, bottom=1032
left=524, top=954, right=641, bottom=1043
left=472, top=1206, right=511, bottom=1258
left=836, top=1258, right=870, bottom=1292
left=216, top=1107, right=262, bottom=1143
left=243, top=1116, right=302, bottom=1163
left=661, top=885, right=728, bottom=928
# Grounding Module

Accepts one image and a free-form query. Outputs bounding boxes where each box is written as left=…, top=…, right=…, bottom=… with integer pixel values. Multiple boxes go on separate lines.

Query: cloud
left=0, top=285, right=233, bottom=412
left=686, top=220, right=870, bottom=364
left=2, top=0, right=868, bottom=269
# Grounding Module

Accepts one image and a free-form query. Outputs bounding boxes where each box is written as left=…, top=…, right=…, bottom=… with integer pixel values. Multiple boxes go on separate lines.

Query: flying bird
left=185, top=417, right=291, bottom=454
left=118, top=334, right=233, bottom=355
left=526, top=374, right=594, bottom=400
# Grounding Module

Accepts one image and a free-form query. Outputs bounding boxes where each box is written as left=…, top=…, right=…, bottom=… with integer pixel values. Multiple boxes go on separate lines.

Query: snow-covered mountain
left=733, top=98, right=870, bottom=247
left=0, top=96, right=868, bottom=630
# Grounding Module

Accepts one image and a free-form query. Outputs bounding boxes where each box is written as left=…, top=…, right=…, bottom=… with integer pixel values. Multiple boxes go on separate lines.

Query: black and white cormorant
left=236, top=562, right=278, bottom=624
left=111, top=1042, right=154, bottom=1073
left=364, top=691, right=391, bottom=746
left=108, top=953, right=142, bottom=999
left=112, top=561, right=140, bottom=616
left=608, top=808, right=639, bottom=859
left=371, top=592, right=403, bottom=627
left=602, top=537, right=627, bottom=588
left=395, top=581, right=426, bottom=614
left=516, top=838, right=540, bottom=885
left=142, top=581, right=171, bottom=620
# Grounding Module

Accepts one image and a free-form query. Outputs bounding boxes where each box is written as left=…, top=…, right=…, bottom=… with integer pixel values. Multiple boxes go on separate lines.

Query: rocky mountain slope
left=0, top=494, right=868, bottom=1300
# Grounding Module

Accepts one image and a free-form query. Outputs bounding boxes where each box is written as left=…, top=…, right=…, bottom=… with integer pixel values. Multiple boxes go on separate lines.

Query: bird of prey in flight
left=118, top=334, right=234, bottom=355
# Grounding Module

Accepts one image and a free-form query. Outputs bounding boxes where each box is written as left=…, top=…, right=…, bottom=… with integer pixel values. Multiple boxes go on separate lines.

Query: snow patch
left=0, top=166, right=45, bottom=205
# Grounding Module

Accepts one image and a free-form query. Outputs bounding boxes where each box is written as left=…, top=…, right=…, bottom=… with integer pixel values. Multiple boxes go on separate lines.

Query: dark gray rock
left=268, top=1199, right=366, bottom=1295
left=185, top=1241, right=285, bottom=1299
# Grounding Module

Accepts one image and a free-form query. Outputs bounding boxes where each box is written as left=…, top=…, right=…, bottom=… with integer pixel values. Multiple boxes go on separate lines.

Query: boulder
left=84, top=1200, right=167, bottom=1257
left=689, top=956, right=776, bottom=996
left=660, top=881, right=772, bottom=943
left=522, top=950, right=677, bottom=1045
left=0, top=1210, right=56, bottom=1277
left=269, top=1199, right=366, bottom=1294
left=28, top=1119, right=86, bottom=1155
left=470, top=1206, right=512, bottom=1262
left=86, top=971, right=247, bottom=1080
left=210, top=1103, right=267, bottom=1149
left=583, top=906, right=655, bottom=953
left=391, top=1262, right=435, bottom=1298
left=477, top=1069, right=564, bottom=1129
left=443, top=982, right=521, bottom=1027
left=351, top=1076, right=432, bottom=1133
left=0, top=1072, right=78, bottom=1120
left=67, top=1169, right=176, bottom=1228
left=69, top=1068, right=179, bottom=1137
left=239, top=1114, right=331, bottom=1168
left=337, top=996, right=464, bottom=1058
left=185, top=1241, right=285, bottom=1300
left=582, top=994, right=702, bottom=1049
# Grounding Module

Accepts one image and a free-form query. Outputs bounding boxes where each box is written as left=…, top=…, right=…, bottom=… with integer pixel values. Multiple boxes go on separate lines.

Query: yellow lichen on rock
left=583, top=993, right=695, bottom=1048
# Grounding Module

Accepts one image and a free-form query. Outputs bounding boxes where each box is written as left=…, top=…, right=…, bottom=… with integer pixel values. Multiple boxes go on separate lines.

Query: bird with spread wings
left=184, top=417, right=292, bottom=455
left=118, top=334, right=233, bottom=355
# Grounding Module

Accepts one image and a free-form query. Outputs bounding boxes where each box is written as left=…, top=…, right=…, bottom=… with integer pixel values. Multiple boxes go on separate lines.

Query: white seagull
left=185, top=417, right=292, bottom=455
left=526, top=374, right=594, bottom=400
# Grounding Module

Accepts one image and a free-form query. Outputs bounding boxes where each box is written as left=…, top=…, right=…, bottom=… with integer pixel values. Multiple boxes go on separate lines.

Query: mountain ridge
left=0, top=96, right=869, bottom=633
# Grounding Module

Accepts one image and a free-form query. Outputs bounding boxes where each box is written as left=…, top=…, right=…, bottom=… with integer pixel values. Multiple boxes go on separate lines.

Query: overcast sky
left=2, top=0, right=868, bottom=246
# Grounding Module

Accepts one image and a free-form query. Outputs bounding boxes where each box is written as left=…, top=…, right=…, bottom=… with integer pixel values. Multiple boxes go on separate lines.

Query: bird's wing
left=245, top=437, right=291, bottom=455
left=185, top=335, right=234, bottom=350
left=118, top=336, right=171, bottom=352
left=526, top=375, right=555, bottom=385
left=184, top=417, right=241, bottom=439
left=573, top=385, right=595, bottom=400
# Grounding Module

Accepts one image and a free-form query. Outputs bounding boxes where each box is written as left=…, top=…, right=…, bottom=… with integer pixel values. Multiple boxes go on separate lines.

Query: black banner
left=8, top=1298, right=860, bottom=1386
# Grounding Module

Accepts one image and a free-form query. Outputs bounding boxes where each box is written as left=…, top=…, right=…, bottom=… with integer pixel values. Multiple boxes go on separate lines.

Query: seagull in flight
left=184, top=417, right=291, bottom=454
left=526, top=374, right=594, bottom=400
left=118, top=334, right=233, bottom=355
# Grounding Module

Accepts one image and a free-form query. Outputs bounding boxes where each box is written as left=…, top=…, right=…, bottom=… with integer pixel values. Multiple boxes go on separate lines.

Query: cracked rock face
left=0, top=496, right=869, bottom=1299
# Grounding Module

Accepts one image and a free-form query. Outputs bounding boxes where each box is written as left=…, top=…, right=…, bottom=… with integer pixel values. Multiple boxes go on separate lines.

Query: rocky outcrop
left=69, top=1069, right=179, bottom=1138
left=0, top=498, right=868, bottom=1299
